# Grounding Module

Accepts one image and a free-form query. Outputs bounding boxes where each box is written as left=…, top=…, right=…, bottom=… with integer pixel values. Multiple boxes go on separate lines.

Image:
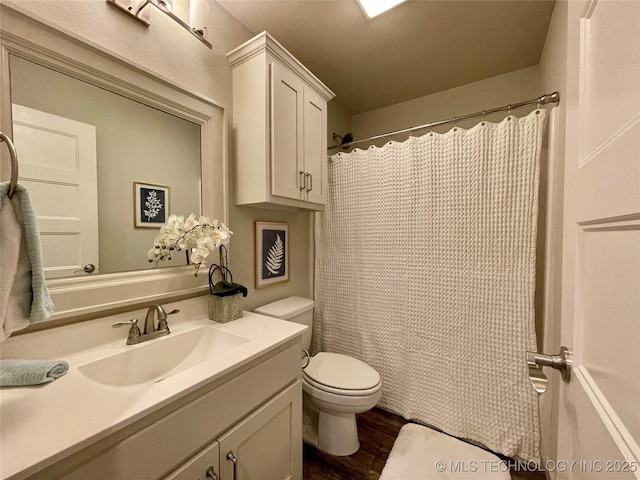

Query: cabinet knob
left=205, top=466, right=218, bottom=480
left=306, top=173, right=312, bottom=192
left=299, top=170, right=306, bottom=191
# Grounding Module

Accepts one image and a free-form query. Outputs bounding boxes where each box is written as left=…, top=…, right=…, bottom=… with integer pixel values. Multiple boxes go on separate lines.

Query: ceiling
left=217, top=0, right=555, bottom=114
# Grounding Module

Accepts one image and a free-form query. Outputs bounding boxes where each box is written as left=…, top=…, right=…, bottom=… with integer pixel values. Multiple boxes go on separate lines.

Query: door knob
left=74, top=264, right=96, bottom=274
left=526, top=346, right=572, bottom=394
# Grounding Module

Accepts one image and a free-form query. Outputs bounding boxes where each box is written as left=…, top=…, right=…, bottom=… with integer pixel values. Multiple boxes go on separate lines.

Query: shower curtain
left=314, top=110, right=546, bottom=462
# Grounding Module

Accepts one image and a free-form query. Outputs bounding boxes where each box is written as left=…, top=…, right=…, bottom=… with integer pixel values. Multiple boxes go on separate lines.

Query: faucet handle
left=112, top=318, right=141, bottom=344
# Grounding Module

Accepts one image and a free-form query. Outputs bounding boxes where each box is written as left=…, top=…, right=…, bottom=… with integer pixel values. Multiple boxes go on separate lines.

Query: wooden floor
left=303, top=408, right=546, bottom=480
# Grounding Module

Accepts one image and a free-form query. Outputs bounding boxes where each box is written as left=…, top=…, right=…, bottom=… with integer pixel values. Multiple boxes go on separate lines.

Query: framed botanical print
left=134, top=182, right=170, bottom=228
left=255, top=221, right=289, bottom=288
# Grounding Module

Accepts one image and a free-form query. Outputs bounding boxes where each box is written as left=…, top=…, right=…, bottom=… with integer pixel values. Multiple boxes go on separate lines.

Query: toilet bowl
left=255, top=297, right=382, bottom=456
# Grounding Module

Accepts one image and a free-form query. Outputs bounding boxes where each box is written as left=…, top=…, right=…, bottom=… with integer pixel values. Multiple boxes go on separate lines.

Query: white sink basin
left=77, top=326, right=249, bottom=387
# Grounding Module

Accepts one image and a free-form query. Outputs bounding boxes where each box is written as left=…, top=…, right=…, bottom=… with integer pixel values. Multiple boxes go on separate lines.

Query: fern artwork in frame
left=255, top=221, right=289, bottom=288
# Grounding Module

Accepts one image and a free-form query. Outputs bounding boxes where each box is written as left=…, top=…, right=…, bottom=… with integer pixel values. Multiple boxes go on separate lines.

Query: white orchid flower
left=196, top=236, right=215, bottom=251
left=190, top=247, right=210, bottom=265
left=149, top=213, right=232, bottom=275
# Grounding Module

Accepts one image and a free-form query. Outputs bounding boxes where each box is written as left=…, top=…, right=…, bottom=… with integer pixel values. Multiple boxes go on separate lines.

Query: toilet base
left=302, top=399, right=360, bottom=456
left=317, top=410, right=360, bottom=456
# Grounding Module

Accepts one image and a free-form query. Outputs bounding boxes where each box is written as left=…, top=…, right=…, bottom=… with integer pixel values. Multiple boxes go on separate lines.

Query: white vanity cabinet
left=227, top=32, right=335, bottom=211
left=41, top=340, right=302, bottom=480
left=165, top=382, right=300, bottom=480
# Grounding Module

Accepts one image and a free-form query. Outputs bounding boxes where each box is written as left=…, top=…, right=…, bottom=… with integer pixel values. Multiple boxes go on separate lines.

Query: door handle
left=226, top=451, right=237, bottom=479
left=299, top=170, right=306, bottom=191
left=306, top=173, right=312, bottom=192
left=205, top=466, right=218, bottom=480
left=526, top=346, right=572, bottom=394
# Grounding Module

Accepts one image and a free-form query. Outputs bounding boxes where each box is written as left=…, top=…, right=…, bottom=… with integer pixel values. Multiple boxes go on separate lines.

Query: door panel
left=12, top=104, right=98, bottom=278
left=218, top=381, right=302, bottom=480
left=271, top=63, right=304, bottom=201
left=303, top=88, right=326, bottom=205
left=557, top=0, right=640, bottom=478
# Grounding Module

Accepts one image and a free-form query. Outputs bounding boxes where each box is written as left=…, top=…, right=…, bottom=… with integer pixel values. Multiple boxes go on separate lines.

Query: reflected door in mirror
left=12, top=104, right=99, bottom=279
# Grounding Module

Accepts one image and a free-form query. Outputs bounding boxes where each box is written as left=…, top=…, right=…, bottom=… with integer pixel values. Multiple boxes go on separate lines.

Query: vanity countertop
left=0, top=311, right=306, bottom=480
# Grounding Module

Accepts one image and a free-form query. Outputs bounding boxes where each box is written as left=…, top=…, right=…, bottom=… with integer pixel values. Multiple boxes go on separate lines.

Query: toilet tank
left=254, top=296, right=314, bottom=350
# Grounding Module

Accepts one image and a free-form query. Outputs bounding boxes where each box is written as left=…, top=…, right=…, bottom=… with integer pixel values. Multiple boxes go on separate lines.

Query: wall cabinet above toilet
left=227, top=32, right=335, bottom=212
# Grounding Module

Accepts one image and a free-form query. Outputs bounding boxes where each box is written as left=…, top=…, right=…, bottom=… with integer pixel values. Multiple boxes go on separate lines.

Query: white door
left=218, top=381, right=302, bottom=480
left=271, top=61, right=305, bottom=201
left=303, top=87, right=327, bottom=205
left=12, top=104, right=99, bottom=278
left=556, top=0, right=640, bottom=478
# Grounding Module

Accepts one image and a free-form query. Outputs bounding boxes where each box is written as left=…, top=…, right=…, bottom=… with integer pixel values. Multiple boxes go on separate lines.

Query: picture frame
left=134, top=182, right=170, bottom=228
left=255, top=221, right=289, bottom=288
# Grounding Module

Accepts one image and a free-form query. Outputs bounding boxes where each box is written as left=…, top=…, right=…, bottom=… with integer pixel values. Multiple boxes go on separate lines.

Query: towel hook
left=0, top=132, right=18, bottom=199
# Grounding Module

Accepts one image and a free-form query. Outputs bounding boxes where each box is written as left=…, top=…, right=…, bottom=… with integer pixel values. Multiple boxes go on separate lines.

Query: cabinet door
left=163, top=441, right=220, bottom=480
left=270, top=62, right=304, bottom=201
left=302, top=87, right=327, bottom=205
left=218, top=381, right=302, bottom=480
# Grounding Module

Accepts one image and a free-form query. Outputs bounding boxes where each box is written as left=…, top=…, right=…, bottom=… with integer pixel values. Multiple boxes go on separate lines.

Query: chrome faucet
left=112, top=304, right=179, bottom=345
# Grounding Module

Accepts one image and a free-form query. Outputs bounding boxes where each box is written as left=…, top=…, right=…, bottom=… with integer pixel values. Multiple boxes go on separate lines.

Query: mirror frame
left=0, top=3, right=228, bottom=325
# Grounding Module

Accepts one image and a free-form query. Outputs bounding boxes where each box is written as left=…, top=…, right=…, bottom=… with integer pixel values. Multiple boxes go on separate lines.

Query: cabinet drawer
left=60, top=343, right=300, bottom=480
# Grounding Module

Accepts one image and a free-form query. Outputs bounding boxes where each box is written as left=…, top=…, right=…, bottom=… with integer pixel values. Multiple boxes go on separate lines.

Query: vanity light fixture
left=356, top=0, right=407, bottom=18
left=106, top=0, right=212, bottom=49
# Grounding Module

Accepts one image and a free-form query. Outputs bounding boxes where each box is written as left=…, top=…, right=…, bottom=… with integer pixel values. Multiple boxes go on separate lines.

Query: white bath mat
left=379, top=424, right=511, bottom=480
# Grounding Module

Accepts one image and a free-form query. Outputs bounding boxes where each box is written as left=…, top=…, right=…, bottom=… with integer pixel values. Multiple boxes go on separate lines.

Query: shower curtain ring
left=536, top=99, right=541, bottom=114
left=453, top=116, right=457, bottom=131
left=482, top=110, right=486, bottom=125
left=507, top=104, right=512, bottom=120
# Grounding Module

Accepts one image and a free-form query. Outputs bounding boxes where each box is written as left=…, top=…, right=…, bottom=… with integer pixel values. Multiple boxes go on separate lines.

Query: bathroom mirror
left=10, top=55, right=203, bottom=278
left=0, top=3, right=227, bottom=322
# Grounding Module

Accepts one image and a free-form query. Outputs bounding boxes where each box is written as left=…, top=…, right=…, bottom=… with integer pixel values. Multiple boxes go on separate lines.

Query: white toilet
left=255, top=296, right=382, bottom=456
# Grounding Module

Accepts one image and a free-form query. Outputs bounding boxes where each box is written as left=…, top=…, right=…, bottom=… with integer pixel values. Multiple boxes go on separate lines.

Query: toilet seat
left=303, top=352, right=381, bottom=396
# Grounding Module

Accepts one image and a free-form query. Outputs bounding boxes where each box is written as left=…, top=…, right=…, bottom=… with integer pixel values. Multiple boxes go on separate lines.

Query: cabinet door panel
left=303, top=88, right=327, bottom=205
left=218, top=381, right=302, bottom=480
left=271, top=63, right=304, bottom=201
left=163, top=441, right=219, bottom=480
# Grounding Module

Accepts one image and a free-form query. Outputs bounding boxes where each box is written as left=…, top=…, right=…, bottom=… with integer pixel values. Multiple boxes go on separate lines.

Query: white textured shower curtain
left=314, top=110, right=546, bottom=462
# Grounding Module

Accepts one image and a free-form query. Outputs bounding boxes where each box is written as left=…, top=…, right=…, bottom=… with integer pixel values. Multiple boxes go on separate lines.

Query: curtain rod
left=328, top=91, right=560, bottom=151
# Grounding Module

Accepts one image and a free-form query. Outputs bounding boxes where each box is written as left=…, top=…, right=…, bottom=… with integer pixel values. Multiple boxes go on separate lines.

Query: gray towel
left=1, top=183, right=55, bottom=341
left=0, top=359, right=69, bottom=386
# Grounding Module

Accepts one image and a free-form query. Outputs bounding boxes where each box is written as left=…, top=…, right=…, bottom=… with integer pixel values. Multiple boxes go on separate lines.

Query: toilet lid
left=303, top=352, right=380, bottom=391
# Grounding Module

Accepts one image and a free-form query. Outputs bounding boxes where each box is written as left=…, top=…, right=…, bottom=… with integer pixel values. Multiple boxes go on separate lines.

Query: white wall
left=327, top=100, right=352, bottom=149
left=351, top=65, right=543, bottom=144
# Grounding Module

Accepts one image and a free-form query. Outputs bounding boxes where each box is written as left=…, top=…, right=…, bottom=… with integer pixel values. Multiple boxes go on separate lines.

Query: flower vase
left=208, top=293, right=243, bottom=323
